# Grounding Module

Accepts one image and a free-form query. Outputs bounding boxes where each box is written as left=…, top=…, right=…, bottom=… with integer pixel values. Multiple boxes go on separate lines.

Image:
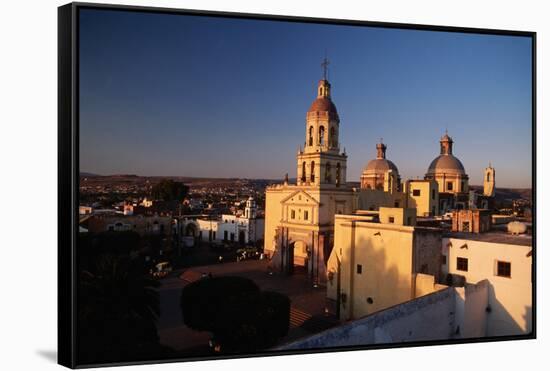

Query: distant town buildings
left=179, top=197, right=265, bottom=246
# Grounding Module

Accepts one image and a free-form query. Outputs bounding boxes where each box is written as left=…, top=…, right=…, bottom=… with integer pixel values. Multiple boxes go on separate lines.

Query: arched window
left=319, top=126, right=325, bottom=146
left=310, top=161, right=315, bottom=182
left=309, top=126, right=313, bottom=146
left=301, top=161, right=306, bottom=182
left=325, top=162, right=331, bottom=182
left=336, top=162, right=341, bottom=185
left=330, top=127, right=336, bottom=147
left=487, top=173, right=491, bottom=182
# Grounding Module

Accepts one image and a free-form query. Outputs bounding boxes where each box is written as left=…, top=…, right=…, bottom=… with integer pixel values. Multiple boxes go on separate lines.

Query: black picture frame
left=58, top=2, right=536, bottom=368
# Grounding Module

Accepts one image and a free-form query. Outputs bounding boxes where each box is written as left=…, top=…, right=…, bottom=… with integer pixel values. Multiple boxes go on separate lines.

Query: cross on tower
left=321, top=57, right=330, bottom=80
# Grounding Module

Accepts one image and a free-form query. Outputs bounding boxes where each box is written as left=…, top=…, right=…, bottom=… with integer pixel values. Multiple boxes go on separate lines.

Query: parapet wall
left=278, top=287, right=457, bottom=350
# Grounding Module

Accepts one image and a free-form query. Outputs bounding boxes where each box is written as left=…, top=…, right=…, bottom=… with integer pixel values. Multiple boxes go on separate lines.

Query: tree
left=151, top=179, right=189, bottom=202
left=180, top=276, right=290, bottom=352
left=78, top=231, right=143, bottom=274
left=78, top=253, right=169, bottom=363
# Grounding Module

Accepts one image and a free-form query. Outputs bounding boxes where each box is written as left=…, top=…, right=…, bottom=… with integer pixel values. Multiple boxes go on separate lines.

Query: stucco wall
left=279, top=287, right=457, bottom=350
left=356, top=189, right=405, bottom=211
left=442, top=237, right=532, bottom=336
left=413, top=228, right=442, bottom=279
left=406, top=180, right=439, bottom=217
left=264, top=187, right=292, bottom=255
left=462, top=280, right=489, bottom=338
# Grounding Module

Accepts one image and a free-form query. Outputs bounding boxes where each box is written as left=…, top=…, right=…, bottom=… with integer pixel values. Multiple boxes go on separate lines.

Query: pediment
left=280, top=190, right=320, bottom=206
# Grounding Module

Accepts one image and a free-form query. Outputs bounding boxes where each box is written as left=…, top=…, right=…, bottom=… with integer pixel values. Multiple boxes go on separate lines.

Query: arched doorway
left=238, top=230, right=246, bottom=245
left=185, top=223, right=198, bottom=237
left=289, top=240, right=308, bottom=275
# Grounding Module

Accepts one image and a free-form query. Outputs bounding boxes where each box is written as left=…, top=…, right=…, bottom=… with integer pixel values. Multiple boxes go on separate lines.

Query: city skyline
left=79, top=8, right=533, bottom=188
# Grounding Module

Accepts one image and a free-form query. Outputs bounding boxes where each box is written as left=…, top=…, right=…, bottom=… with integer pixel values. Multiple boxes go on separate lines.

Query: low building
left=180, top=197, right=264, bottom=245
left=86, top=214, right=173, bottom=236
left=442, top=231, right=532, bottom=336
left=79, top=206, right=93, bottom=215
left=451, top=209, right=492, bottom=233
left=326, top=209, right=444, bottom=321
left=404, top=179, right=439, bottom=217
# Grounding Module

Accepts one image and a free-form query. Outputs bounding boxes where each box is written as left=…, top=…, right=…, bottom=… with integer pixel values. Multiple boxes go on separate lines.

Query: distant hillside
left=469, top=185, right=532, bottom=202
left=79, top=172, right=101, bottom=177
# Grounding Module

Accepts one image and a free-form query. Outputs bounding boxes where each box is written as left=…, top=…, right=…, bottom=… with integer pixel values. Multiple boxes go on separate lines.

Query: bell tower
left=297, top=58, right=347, bottom=187
left=264, top=59, right=356, bottom=286
left=483, top=164, right=495, bottom=197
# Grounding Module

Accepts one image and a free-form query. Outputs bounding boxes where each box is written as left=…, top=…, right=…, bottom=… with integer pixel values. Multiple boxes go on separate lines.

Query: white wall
left=442, top=237, right=532, bottom=336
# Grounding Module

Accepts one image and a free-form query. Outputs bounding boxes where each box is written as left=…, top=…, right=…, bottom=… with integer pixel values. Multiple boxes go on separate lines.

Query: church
left=264, top=61, right=496, bottom=285
left=264, top=63, right=355, bottom=285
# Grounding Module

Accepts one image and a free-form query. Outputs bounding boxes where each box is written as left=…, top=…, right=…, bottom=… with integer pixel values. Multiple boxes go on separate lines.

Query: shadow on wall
left=337, top=232, right=418, bottom=320
left=485, top=282, right=532, bottom=337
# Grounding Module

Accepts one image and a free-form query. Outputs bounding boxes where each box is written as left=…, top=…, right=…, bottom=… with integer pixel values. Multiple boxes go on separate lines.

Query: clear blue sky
left=79, top=8, right=533, bottom=188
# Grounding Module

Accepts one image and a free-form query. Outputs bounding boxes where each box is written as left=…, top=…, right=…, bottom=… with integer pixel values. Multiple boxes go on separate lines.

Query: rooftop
left=445, top=231, right=532, bottom=246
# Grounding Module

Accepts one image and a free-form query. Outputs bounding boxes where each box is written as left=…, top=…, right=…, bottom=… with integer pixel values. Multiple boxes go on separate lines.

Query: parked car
left=151, top=261, right=172, bottom=279
left=236, top=247, right=260, bottom=261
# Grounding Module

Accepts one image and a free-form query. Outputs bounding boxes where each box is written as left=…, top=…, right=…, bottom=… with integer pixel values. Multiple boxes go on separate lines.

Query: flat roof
left=445, top=231, right=532, bottom=246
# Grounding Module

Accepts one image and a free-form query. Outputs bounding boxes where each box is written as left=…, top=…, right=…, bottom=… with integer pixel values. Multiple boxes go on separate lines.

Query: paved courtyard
left=156, top=259, right=338, bottom=353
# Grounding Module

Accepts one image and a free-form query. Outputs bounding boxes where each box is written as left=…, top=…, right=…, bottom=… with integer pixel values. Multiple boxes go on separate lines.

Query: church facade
left=264, top=73, right=354, bottom=285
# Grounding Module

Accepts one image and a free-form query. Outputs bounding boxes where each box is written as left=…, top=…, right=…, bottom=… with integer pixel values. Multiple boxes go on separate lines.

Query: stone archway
left=288, top=240, right=309, bottom=275
left=185, top=223, right=198, bottom=237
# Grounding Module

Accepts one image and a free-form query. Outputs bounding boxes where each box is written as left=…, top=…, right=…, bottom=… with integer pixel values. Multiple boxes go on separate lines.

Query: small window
left=432, top=189, right=436, bottom=199
left=356, top=264, right=362, bottom=274
left=394, top=201, right=400, bottom=207
left=413, top=189, right=421, bottom=196
left=388, top=216, right=395, bottom=224
left=304, top=211, right=309, bottom=220
left=441, top=255, right=447, bottom=265
left=291, top=210, right=296, bottom=219
left=496, top=261, right=511, bottom=278
left=462, top=221, right=470, bottom=232
left=457, top=257, right=468, bottom=272
left=447, top=182, right=453, bottom=191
